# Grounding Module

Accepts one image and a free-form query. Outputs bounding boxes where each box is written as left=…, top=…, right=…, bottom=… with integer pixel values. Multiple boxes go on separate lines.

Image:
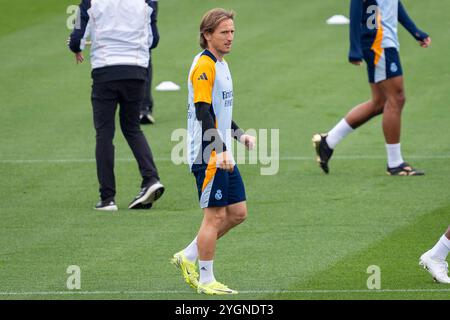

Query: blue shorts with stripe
left=193, top=165, right=246, bottom=209
left=363, top=48, right=403, bottom=83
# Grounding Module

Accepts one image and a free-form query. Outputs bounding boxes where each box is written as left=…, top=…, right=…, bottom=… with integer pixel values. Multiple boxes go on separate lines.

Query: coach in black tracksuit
left=69, top=0, right=165, bottom=211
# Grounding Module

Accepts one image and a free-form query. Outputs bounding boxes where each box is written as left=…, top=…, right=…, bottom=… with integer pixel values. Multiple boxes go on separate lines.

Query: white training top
left=187, top=50, right=234, bottom=171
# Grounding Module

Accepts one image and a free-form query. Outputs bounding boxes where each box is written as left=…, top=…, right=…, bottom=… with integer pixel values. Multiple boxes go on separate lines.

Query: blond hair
left=199, top=8, right=235, bottom=49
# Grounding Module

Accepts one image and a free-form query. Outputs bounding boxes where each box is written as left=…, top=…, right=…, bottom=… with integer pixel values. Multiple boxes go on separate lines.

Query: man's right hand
left=75, top=52, right=84, bottom=64
left=216, top=151, right=234, bottom=173
left=350, top=60, right=363, bottom=66
left=419, top=37, right=431, bottom=48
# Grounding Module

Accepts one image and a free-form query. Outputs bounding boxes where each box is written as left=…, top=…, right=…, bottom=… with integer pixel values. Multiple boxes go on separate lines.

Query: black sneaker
left=132, top=203, right=153, bottom=210
left=140, top=112, right=155, bottom=125
left=312, top=133, right=334, bottom=174
left=128, top=181, right=165, bottom=209
left=387, top=162, right=425, bottom=176
left=94, top=200, right=118, bottom=211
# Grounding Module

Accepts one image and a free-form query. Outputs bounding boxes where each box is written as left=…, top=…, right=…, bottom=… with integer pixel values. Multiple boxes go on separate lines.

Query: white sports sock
left=326, top=119, right=354, bottom=149
left=429, top=235, right=450, bottom=261
left=199, top=260, right=215, bottom=284
left=183, top=236, right=198, bottom=262
left=385, top=143, right=404, bottom=168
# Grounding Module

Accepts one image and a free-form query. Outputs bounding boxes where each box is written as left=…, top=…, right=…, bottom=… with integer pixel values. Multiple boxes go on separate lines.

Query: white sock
left=429, top=235, right=450, bottom=261
left=385, top=143, right=404, bottom=168
left=326, top=119, right=354, bottom=149
left=183, top=236, right=198, bottom=262
left=199, top=260, right=215, bottom=284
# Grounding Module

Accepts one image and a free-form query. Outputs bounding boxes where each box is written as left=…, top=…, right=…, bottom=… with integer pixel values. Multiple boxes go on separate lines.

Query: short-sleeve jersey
left=187, top=50, right=234, bottom=171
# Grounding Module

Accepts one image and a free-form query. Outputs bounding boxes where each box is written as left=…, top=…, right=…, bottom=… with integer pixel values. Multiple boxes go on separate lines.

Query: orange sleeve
left=191, top=57, right=216, bottom=104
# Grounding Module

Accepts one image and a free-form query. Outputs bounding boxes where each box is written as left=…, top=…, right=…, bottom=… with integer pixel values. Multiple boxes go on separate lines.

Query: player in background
left=313, top=0, right=431, bottom=176
left=420, top=226, right=450, bottom=284
left=171, top=8, right=256, bottom=295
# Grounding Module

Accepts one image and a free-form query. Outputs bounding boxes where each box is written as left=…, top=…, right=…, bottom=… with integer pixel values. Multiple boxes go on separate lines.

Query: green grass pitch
left=0, top=0, right=449, bottom=300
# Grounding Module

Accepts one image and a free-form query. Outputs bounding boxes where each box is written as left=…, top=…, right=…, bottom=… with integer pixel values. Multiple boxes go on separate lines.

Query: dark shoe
left=128, top=181, right=165, bottom=209
left=131, top=203, right=153, bottom=210
left=312, top=133, right=334, bottom=174
left=387, top=162, right=425, bottom=176
left=140, top=112, right=155, bottom=125
left=94, top=200, right=118, bottom=211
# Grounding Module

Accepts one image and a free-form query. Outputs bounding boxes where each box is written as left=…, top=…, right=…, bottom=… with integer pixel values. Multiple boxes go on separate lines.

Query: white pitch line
left=0, top=290, right=191, bottom=296
left=0, top=288, right=449, bottom=296
left=282, top=155, right=450, bottom=160
left=239, top=288, right=450, bottom=294
left=1, top=155, right=449, bottom=164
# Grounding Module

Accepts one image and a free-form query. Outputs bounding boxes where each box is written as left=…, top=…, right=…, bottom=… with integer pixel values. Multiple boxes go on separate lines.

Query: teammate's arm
left=68, top=0, right=91, bottom=63
left=348, top=0, right=363, bottom=65
left=232, top=121, right=256, bottom=150
left=398, top=1, right=431, bottom=48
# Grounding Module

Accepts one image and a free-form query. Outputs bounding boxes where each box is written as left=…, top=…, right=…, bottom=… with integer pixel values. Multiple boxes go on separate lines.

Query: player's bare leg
left=378, top=76, right=405, bottom=144
left=198, top=206, right=226, bottom=261
left=171, top=204, right=242, bottom=292
left=313, top=84, right=386, bottom=173
left=217, top=201, right=247, bottom=239
left=344, top=84, right=387, bottom=128
left=196, top=206, right=224, bottom=284
left=195, top=206, right=238, bottom=294
left=378, top=76, right=423, bottom=175
left=171, top=201, right=227, bottom=291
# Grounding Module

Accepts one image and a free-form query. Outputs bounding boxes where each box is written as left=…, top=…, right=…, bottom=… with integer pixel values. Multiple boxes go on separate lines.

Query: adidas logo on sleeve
left=198, top=72, right=208, bottom=81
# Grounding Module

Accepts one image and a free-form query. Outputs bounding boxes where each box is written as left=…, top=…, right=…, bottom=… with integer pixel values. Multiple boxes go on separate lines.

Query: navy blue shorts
left=193, top=165, right=246, bottom=209
left=363, top=48, right=403, bottom=83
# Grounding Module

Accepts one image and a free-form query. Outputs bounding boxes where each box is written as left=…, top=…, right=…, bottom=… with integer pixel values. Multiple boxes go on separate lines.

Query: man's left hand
left=240, top=134, right=256, bottom=150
